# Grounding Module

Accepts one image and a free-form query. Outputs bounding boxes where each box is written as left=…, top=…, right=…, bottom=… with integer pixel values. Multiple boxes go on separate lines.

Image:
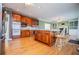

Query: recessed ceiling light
left=38, top=6, right=40, bottom=8
left=16, top=9, right=19, bottom=11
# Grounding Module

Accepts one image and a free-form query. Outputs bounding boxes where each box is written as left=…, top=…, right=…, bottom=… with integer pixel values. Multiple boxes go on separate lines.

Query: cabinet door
left=32, top=20, right=38, bottom=27
left=21, top=16, right=26, bottom=23
left=25, top=30, right=30, bottom=37
left=42, top=34, right=49, bottom=44
left=12, top=13, right=21, bottom=22
left=25, top=17, right=32, bottom=26
left=21, top=30, right=23, bottom=37
left=21, top=30, right=33, bottom=37
left=38, top=33, right=42, bottom=41
left=21, top=30, right=28, bottom=37
left=35, top=33, right=41, bottom=41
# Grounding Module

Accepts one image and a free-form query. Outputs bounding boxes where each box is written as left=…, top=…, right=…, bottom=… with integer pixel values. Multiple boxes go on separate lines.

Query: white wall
left=69, top=18, right=79, bottom=40
left=0, top=3, right=2, bottom=37
left=77, top=17, right=79, bottom=38
left=0, top=3, right=2, bottom=54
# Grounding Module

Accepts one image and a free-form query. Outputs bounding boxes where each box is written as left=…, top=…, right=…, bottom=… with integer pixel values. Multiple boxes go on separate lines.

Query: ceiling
left=3, top=3, right=79, bottom=22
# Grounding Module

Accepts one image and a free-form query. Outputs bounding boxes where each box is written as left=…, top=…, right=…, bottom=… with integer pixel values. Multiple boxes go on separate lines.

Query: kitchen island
left=35, top=30, right=56, bottom=46
left=20, top=27, right=57, bottom=46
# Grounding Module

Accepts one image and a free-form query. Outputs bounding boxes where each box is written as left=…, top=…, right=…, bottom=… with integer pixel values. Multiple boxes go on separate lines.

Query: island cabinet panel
left=35, top=31, right=42, bottom=42
left=35, top=30, right=56, bottom=46
left=12, top=13, right=21, bottom=22
left=42, top=34, right=50, bottom=44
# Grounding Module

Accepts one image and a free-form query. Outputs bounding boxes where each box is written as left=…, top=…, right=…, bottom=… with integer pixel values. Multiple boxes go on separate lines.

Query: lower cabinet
left=21, top=30, right=33, bottom=37
left=35, top=30, right=56, bottom=46
left=42, top=34, right=50, bottom=44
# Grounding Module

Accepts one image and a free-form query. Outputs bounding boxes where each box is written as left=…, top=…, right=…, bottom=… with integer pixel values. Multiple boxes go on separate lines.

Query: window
left=69, top=18, right=78, bottom=29
left=45, top=23, right=50, bottom=30
left=52, top=23, right=57, bottom=29
left=69, top=21, right=78, bottom=29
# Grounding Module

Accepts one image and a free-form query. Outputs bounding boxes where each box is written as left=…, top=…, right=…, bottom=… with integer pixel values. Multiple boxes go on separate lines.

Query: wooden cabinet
left=21, top=16, right=32, bottom=26
left=21, top=30, right=26, bottom=37
left=21, top=16, right=39, bottom=26
left=35, top=30, right=56, bottom=46
left=21, top=16, right=26, bottom=24
left=12, top=12, right=39, bottom=26
left=35, top=31, right=42, bottom=41
left=26, top=18, right=32, bottom=26
left=32, top=20, right=39, bottom=27
left=21, top=30, right=33, bottom=37
left=12, top=13, right=21, bottom=22
left=42, top=33, right=50, bottom=44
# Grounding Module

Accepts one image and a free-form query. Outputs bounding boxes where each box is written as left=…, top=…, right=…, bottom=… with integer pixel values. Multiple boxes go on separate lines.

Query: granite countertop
left=21, top=26, right=50, bottom=30
left=21, top=26, right=59, bottom=32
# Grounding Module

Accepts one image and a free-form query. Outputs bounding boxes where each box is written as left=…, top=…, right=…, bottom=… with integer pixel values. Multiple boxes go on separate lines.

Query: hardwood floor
left=5, top=36, right=79, bottom=55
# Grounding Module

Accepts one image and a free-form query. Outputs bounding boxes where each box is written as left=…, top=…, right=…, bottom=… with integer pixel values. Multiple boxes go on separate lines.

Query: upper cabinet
left=21, top=16, right=39, bottom=26
left=21, top=16, right=32, bottom=26
left=21, top=16, right=26, bottom=24
left=32, top=19, right=39, bottom=27
left=12, top=13, right=21, bottom=22
left=12, top=12, right=39, bottom=26
left=25, top=17, right=32, bottom=26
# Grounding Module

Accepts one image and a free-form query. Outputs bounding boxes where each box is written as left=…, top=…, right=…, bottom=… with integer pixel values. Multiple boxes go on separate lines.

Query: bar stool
left=55, top=35, right=69, bottom=51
